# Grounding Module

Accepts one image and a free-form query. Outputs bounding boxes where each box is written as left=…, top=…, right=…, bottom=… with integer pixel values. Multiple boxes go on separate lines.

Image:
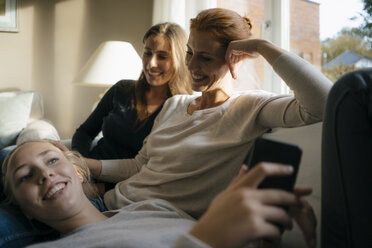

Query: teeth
left=148, top=71, right=161, bottom=76
left=192, top=73, right=204, bottom=80
left=45, top=183, right=65, bottom=199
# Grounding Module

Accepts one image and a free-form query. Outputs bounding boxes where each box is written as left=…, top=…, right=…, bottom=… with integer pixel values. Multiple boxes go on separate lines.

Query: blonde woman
left=72, top=22, right=192, bottom=160
left=2, top=140, right=314, bottom=247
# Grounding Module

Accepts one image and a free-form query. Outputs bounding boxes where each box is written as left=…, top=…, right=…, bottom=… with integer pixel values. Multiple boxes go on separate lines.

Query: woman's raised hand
left=226, top=39, right=285, bottom=80
left=225, top=39, right=260, bottom=79
left=189, top=162, right=306, bottom=248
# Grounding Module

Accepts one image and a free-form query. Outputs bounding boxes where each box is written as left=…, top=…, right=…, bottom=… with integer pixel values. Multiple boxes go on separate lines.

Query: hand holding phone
left=244, top=137, right=302, bottom=192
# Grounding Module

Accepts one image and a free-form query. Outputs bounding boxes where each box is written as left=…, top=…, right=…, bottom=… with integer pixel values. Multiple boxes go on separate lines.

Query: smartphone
left=244, top=136, right=302, bottom=192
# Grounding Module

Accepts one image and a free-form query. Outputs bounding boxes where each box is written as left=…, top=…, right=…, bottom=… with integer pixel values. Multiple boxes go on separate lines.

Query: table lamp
left=75, top=41, right=142, bottom=109
left=75, top=41, right=142, bottom=87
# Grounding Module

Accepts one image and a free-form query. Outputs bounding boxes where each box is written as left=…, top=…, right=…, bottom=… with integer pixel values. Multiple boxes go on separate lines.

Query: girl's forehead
left=12, top=142, right=57, bottom=164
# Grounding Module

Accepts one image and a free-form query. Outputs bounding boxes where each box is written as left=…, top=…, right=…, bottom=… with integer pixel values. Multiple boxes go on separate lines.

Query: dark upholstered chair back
left=321, top=69, right=372, bottom=248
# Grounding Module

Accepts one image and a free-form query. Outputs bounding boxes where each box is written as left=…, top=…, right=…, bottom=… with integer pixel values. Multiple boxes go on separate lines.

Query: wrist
left=85, top=158, right=102, bottom=178
left=255, top=39, right=271, bottom=54
left=190, top=220, right=225, bottom=248
left=256, top=39, right=284, bottom=65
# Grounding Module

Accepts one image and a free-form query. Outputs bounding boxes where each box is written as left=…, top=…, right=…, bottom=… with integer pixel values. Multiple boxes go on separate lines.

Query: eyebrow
left=13, top=149, right=56, bottom=176
left=186, top=45, right=213, bottom=56
left=144, top=47, right=170, bottom=54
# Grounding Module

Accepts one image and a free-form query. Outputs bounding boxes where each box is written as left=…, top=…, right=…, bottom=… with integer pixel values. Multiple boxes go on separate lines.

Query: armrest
left=16, top=119, right=60, bottom=145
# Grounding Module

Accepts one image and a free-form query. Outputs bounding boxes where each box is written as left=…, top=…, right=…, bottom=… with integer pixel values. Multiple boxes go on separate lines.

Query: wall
left=290, top=0, right=321, bottom=69
left=0, top=0, right=153, bottom=139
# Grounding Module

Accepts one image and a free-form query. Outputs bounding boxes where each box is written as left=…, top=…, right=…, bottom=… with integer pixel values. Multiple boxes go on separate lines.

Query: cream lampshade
left=75, top=41, right=142, bottom=87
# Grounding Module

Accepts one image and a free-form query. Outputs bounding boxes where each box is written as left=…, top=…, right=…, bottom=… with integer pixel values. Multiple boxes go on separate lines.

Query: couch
left=0, top=89, right=60, bottom=149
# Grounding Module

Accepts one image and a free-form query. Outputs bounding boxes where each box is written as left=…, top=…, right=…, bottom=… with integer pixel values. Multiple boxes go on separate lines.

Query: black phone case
left=244, top=137, right=302, bottom=192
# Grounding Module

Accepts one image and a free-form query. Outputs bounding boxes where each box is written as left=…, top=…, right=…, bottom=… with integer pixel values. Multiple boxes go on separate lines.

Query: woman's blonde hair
left=2, top=140, right=91, bottom=205
left=124, top=22, right=192, bottom=130
left=137, top=22, right=192, bottom=96
left=133, top=22, right=192, bottom=115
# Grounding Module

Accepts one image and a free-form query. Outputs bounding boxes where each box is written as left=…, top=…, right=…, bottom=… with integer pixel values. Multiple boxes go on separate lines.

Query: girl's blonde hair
left=2, top=140, right=91, bottom=205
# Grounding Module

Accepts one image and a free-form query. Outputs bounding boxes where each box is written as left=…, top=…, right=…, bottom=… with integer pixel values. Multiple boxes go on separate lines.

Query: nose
left=148, top=55, right=158, bottom=68
left=37, top=168, right=53, bottom=185
left=186, top=54, right=198, bottom=71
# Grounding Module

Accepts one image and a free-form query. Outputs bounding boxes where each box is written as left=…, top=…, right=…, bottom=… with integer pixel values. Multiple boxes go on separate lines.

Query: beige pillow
left=16, top=119, right=60, bottom=144
left=0, top=92, right=33, bottom=149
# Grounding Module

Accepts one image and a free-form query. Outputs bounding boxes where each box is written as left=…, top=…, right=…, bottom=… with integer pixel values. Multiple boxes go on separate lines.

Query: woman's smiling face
left=142, top=34, right=174, bottom=88
left=185, top=30, right=230, bottom=92
left=8, top=142, right=85, bottom=222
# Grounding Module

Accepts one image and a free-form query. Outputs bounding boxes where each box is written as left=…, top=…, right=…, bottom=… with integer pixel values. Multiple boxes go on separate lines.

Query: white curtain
left=263, top=0, right=290, bottom=94
left=152, top=0, right=217, bottom=33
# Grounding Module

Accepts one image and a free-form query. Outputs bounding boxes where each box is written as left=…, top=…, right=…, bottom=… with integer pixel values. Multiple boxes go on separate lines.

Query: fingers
left=229, top=63, right=237, bottom=80
left=290, top=199, right=317, bottom=248
left=294, top=187, right=313, bottom=197
left=258, top=189, right=296, bottom=206
left=258, top=223, right=282, bottom=247
left=230, top=165, right=248, bottom=185
left=261, top=205, right=293, bottom=230
left=234, top=162, right=294, bottom=189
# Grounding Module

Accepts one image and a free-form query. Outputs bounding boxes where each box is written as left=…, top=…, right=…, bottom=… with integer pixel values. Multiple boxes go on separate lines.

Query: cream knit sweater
left=100, top=52, right=332, bottom=218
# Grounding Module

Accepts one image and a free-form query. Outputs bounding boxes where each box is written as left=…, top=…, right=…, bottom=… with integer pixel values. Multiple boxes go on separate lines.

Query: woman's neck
left=48, top=199, right=108, bottom=235
left=146, top=84, right=170, bottom=104
left=200, top=88, right=231, bottom=109
left=137, top=84, right=169, bottom=120
left=188, top=78, right=234, bottom=114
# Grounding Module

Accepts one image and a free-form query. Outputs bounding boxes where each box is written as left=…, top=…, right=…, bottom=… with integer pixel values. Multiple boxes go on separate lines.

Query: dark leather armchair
left=321, top=69, right=372, bottom=248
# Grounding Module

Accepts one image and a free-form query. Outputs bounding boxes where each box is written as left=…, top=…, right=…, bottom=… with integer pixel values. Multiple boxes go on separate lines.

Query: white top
left=27, top=199, right=209, bottom=248
left=100, top=52, right=332, bottom=218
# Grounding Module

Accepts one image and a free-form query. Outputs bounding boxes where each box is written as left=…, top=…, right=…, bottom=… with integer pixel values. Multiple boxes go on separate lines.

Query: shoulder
left=114, top=80, right=135, bottom=93
left=232, top=90, right=277, bottom=106
left=109, top=80, right=136, bottom=104
left=152, top=94, right=196, bottom=127
left=227, top=90, right=285, bottom=116
left=162, top=94, right=196, bottom=112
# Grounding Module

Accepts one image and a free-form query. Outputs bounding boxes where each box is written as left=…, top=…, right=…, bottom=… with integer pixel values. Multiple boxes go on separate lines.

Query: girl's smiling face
left=8, top=142, right=85, bottom=222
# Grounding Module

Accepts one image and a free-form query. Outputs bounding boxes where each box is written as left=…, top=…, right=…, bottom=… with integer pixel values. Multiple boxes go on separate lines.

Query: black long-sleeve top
left=72, top=80, right=162, bottom=160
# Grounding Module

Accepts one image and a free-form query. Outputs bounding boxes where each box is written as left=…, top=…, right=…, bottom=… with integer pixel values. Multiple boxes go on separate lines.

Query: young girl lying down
left=2, top=140, right=316, bottom=248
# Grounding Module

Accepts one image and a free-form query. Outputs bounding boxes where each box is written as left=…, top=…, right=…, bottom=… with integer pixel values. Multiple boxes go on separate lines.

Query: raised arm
left=226, top=39, right=284, bottom=79
left=226, top=39, right=332, bottom=128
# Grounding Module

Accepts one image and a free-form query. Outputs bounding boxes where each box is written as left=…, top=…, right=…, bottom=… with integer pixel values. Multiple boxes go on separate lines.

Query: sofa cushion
left=0, top=91, right=34, bottom=149
left=16, top=119, right=60, bottom=144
